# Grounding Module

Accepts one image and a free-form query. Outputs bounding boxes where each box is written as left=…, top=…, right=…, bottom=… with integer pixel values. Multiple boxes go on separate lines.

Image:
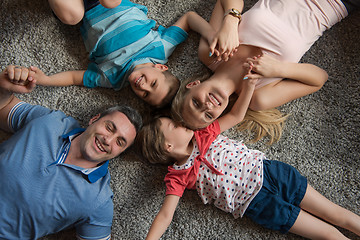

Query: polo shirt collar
left=61, top=128, right=110, bottom=183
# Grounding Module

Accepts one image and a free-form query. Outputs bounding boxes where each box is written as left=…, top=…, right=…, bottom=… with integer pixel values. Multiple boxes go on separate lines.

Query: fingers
left=6, top=65, right=33, bottom=86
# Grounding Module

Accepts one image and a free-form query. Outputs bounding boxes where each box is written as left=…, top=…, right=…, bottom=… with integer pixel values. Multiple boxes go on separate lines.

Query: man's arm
left=0, top=68, right=35, bottom=132
left=77, top=235, right=111, bottom=240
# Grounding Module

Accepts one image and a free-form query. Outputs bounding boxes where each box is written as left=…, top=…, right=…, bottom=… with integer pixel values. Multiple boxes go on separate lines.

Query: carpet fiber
left=0, top=0, right=359, bottom=239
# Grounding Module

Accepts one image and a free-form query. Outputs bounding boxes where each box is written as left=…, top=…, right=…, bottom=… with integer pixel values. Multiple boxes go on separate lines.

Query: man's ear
left=89, top=114, right=101, bottom=125
left=154, top=64, right=168, bottom=72
left=186, top=80, right=201, bottom=89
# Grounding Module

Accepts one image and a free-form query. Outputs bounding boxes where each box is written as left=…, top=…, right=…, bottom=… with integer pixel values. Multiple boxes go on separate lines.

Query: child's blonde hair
left=171, top=74, right=288, bottom=145
left=135, top=117, right=174, bottom=165
left=157, top=70, right=180, bottom=108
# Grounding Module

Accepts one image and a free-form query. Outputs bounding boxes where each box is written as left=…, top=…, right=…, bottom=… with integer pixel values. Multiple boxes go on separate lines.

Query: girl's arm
left=218, top=76, right=257, bottom=133
left=246, top=55, right=328, bottom=111
left=146, top=195, right=180, bottom=240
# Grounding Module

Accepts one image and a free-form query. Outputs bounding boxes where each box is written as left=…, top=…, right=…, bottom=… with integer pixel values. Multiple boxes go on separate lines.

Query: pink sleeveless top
left=208, top=0, right=348, bottom=89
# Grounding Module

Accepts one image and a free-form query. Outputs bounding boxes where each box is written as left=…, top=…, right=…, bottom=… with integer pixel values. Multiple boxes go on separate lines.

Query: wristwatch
left=224, top=8, right=242, bottom=21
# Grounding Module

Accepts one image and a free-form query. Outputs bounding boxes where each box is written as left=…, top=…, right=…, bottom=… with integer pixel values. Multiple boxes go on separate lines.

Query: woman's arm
left=146, top=195, right=180, bottom=240
left=247, top=55, right=328, bottom=111
left=199, top=0, right=244, bottom=63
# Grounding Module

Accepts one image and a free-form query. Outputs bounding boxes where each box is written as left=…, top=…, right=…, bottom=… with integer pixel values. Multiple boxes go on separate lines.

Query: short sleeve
left=75, top=198, right=113, bottom=239
left=8, top=102, right=57, bottom=132
left=158, top=25, right=188, bottom=59
left=164, top=168, right=189, bottom=197
left=83, top=62, right=113, bottom=89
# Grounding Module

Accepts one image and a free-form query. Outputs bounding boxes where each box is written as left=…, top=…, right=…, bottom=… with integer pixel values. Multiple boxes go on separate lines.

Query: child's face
left=159, top=117, right=194, bottom=153
left=182, top=80, right=229, bottom=129
left=128, top=64, right=170, bottom=106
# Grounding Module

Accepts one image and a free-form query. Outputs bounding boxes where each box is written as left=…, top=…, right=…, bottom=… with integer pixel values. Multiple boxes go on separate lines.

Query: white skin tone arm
left=217, top=70, right=257, bottom=133
left=0, top=68, right=35, bottom=132
left=173, top=11, right=216, bottom=48
left=5, top=65, right=85, bottom=87
left=199, top=0, right=244, bottom=62
left=246, top=55, right=328, bottom=110
left=146, top=195, right=180, bottom=240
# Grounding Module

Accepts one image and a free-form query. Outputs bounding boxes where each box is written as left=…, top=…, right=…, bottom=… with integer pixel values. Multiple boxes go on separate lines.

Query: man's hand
left=1, top=66, right=37, bottom=93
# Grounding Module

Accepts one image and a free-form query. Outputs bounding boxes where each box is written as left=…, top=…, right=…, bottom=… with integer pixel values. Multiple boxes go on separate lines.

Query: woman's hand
left=209, top=16, right=240, bottom=62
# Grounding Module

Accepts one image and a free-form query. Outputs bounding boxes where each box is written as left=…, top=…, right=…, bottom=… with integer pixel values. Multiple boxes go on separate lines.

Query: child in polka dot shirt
left=137, top=75, right=360, bottom=239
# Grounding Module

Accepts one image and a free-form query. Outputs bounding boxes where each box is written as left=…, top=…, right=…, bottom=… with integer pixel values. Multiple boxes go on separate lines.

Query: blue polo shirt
left=0, top=102, right=113, bottom=239
left=80, top=0, right=188, bottom=90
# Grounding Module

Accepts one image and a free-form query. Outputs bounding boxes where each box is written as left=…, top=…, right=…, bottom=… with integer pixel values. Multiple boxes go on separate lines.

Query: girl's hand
left=242, top=64, right=258, bottom=87
left=243, top=54, right=283, bottom=79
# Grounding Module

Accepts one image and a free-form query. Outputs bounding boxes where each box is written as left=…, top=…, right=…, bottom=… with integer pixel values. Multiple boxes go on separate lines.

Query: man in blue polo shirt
left=0, top=67, right=142, bottom=239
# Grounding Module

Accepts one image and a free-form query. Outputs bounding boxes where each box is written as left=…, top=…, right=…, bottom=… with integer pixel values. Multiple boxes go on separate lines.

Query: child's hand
left=243, top=54, right=283, bottom=79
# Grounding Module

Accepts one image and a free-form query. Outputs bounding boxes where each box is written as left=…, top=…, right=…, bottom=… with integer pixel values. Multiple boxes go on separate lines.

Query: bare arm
left=174, top=11, right=215, bottom=46
left=218, top=77, right=257, bottom=132
left=199, top=0, right=244, bottom=62
left=146, top=195, right=180, bottom=240
left=6, top=65, right=85, bottom=87
left=30, top=67, right=85, bottom=86
left=246, top=55, right=328, bottom=110
left=0, top=68, right=35, bottom=132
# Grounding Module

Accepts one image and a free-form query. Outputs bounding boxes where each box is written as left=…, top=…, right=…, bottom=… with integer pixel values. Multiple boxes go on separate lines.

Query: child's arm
left=245, top=54, right=328, bottom=110
left=146, top=195, right=180, bottom=240
left=217, top=75, right=257, bottom=133
left=29, top=66, right=85, bottom=86
left=173, top=12, right=219, bottom=56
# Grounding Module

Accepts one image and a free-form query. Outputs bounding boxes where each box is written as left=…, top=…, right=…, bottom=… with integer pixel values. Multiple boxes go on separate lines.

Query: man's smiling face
left=78, top=111, right=137, bottom=163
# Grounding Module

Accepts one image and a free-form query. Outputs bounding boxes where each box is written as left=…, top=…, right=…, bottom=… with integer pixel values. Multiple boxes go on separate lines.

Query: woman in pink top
left=172, top=0, right=357, bottom=142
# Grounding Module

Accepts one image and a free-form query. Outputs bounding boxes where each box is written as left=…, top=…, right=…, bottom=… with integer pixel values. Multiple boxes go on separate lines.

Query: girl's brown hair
left=135, top=117, right=175, bottom=165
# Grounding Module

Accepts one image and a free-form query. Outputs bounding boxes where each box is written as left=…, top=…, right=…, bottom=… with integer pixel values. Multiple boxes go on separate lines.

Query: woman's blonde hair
left=171, top=74, right=288, bottom=145
left=135, top=117, right=175, bottom=165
